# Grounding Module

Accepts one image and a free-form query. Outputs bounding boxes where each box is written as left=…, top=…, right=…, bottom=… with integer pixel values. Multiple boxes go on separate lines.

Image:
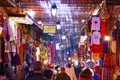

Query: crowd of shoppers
left=0, top=59, right=101, bottom=80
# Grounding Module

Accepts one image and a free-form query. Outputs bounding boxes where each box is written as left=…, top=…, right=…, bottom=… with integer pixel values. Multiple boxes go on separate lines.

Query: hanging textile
left=91, top=31, right=101, bottom=45
left=5, top=41, right=10, bottom=53
left=91, top=17, right=101, bottom=31
left=103, top=54, right=116, bottom=67
left=9, top=20, right=17, bottom=41
left=112, top=29, right=117, bottom=40
left=111, top=40, right=116, bottom=53
left=107, top=16, right=115, bottom=30
left=101, top=19, right=108, bottom=36
left=4, top=52, right=11, bottom=62
left=77, top=47, right=83, bottom=58
left=80, top=36, right=85, bottom=45
left=19, top=43, right=25, bottom=63
left=0, top=12, right=3, bottom=25
left=70, top=51, right=73, bottom=57
left=3, top=19, right=10, bottom=41
left=102, top=67, right=115, bottom=80
left=88, top=19, right=92, bottom=32
left=91, top=44, right=101, bottom=53
left=104, top=41, right=109, bottom=53
left=0, top=28, right=6, bottom=38
left=17, top=28, right=20, bottom=47
left=93, top=53, right=100, bottom=60
left=49, top=41, right=55, bottom=62
left=11, top=53, right=21, bottom=66
left=102, top=53, right=116, bottom=80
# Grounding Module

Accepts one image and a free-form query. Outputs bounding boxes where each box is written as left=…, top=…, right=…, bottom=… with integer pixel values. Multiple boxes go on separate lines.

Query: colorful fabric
left=93, top=53, right=100, bottom=60
left=91, top=44, right=101, bottom=53
left=3, top=19, right=10, bottom=41
left=0, top=75, right=8, bottom=80
left=104, top=41, right=109, bottom=53
left=111, top=40, right=116, bottom=53
left=0, top=29, right=6, bottom=38
left=112, top=29, right=117, bottom=40
left=91, top=17, right=101, bottom=31
left=80, top=36, right=85, bottom=45
left=4, top=52, right=11, bottom=62
left=11, top=53, right=21, bottom=66
left=88, top=19, right=92, bottom=32
left=17, top=28, right=20, bottom=46
left=102, top=67, right=114, bottom=80
left=91, top=31, right=101, bottom=45
left=103, top=54, right=116, bottom=67
left=50, top=41, right=55, bottom=62
left=93, top=72, right=100, bottom=80
left=0, top=12, right=3, bottom=25
left=101, top=19, right=108, bottom=36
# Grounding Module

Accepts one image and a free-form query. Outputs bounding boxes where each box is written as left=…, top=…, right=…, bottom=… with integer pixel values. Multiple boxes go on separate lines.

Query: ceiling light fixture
left=56, top=21, right=61, bottom=29
left=81, top=19, right=85, bottom=23
left=51, top=3, right=57, bottom=16
left=61, top=35, right=66, bottom=40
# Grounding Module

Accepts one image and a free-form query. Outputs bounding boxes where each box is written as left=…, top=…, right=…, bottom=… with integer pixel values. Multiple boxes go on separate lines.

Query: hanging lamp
left=56, top=21, right=61, bottom=29
left=51, top=3, right=57, bottom=16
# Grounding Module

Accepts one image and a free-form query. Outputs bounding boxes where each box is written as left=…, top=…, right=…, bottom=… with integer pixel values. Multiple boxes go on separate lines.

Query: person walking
left=78, top=67, right=93, bottom=80
left=26, top=61, right=47, bottom=80
left=56, top=67, right=70, bottom=80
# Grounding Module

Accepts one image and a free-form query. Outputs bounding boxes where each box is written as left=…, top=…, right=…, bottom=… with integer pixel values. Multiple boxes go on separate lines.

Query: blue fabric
left=93, top=73, right=100, bottom=80
left=4, top=19, right=10, bottom=41
left=104, top=41, right=109, bottom=53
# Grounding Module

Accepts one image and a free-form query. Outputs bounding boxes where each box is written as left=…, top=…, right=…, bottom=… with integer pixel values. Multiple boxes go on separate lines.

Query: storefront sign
left=43, top=25, right=56, bottom=33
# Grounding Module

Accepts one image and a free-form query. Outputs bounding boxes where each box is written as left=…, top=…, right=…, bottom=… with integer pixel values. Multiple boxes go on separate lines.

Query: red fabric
left=4, top=52, right=11, bottom=62
left=102, top=67, right=115, bottom=80
left=91, top=43, right=104, bottom=54
left=0, top=12, right=3, bottom=25
left=95, top=66, right=100, bottom=72
left=88, top=19, right=92, bottom=32
left=91, top=44, right=101, bottom=53
left=77, top=48, right=81, bottom=57
left=101, top=19, right=108, bottom=36
left=103, top=54, right=116, bottom=67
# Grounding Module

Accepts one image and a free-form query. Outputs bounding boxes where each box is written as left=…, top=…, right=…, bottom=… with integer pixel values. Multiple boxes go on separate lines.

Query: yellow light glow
left=104, top=36, right=110, bottom=41
left=44, top=59, right=48, bottom=65
left=92, top=9, right=99, bottom=15
left=68, top=57, right=71, bottom=61
left=72, top=57, right=75, bottom=62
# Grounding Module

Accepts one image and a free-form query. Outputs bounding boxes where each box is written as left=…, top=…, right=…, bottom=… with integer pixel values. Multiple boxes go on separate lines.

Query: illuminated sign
left=43, top=25, right=56, bottom=33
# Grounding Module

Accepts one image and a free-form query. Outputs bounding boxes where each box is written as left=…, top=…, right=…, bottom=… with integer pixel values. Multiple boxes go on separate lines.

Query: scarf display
left=91, top=17, right=101, bottom=31
left=101, top=19, right=108, bottom=37
left=49, top=41, right=55, bottom=63
left=91, top=31, right=101, bottom=45
left=3, top=19, right=10, bottom=41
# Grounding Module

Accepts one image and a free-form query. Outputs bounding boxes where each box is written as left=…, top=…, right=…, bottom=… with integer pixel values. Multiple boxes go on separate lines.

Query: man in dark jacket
left=26, top=61, right=47, bottom=80
left=56, top=67, right=70, bottom=80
